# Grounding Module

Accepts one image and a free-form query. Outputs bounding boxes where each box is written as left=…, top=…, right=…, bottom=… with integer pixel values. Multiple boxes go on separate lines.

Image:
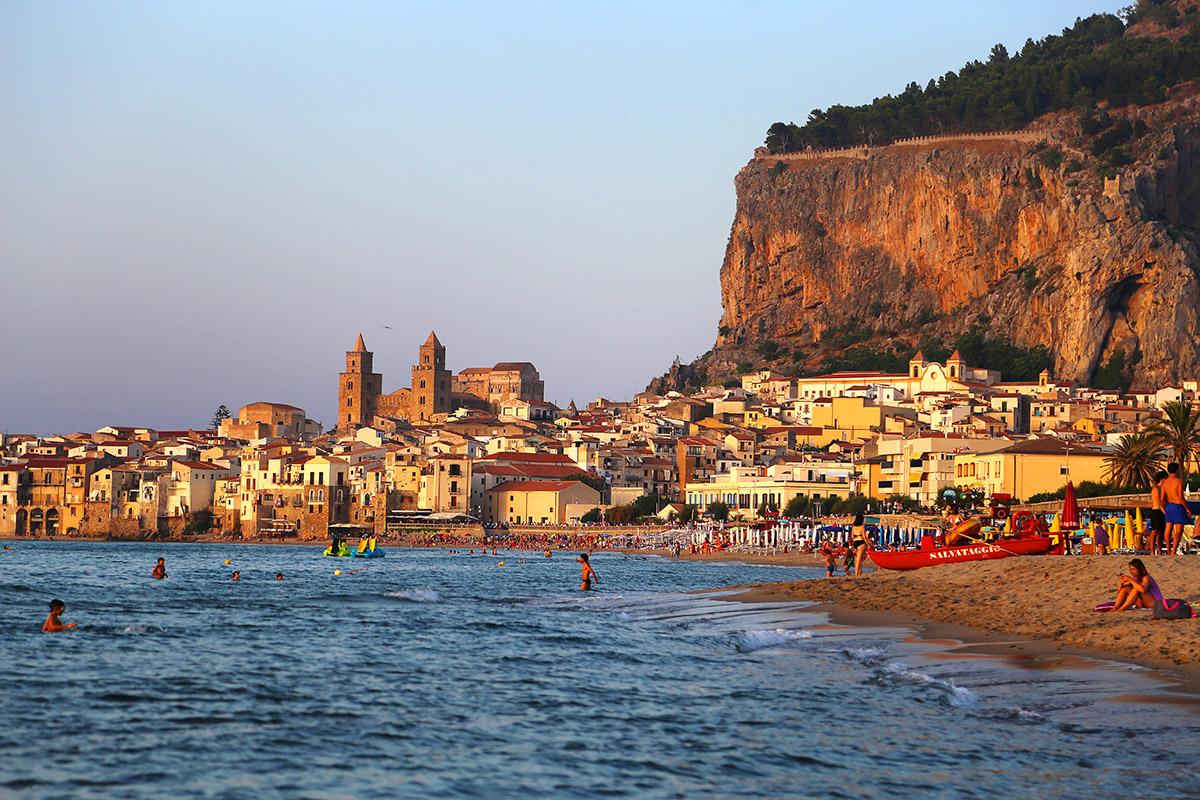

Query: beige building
left=484, top=479, right=602, bottom=525
left=684, top=463, right=856, bottom=519
left=419, top=454, right=471, bottom=513
left=165, top=460, right=237, bottom=517
left=453, top=362, right=545, bottom=413
left=953, top=438, right=1108, bottom=502
left=857, top=435, right=1011, bottom=505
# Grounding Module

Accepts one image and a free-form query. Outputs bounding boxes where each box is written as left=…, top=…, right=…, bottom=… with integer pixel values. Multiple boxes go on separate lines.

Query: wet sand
left=710, top=554, right=1200, bottom=687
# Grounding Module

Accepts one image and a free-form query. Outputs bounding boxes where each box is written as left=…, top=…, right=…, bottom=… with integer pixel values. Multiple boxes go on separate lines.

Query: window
left=347, top=397, right=353, bottom=407
left=420, top=380, right=426, bottom=389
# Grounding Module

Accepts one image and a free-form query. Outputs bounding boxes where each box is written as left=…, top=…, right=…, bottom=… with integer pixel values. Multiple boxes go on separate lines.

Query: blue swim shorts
left=1165, top=502, right=1189, bottom=526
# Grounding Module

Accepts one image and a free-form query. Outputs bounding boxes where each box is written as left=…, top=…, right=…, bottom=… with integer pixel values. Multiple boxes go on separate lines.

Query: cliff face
left=710, top=103, right=1200, bottom=390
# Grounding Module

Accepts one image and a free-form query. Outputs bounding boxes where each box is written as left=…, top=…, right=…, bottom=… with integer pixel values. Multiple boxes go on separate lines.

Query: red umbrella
left=1061, top=480, right=1079, bottom=530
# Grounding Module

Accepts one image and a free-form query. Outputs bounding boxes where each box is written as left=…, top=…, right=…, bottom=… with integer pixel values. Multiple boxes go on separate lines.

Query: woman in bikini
left=850, top=514, right=872, bottom=577
left=576, top=553, right=598, bottom=591
left=1111, top=558, right=1163, bottom=612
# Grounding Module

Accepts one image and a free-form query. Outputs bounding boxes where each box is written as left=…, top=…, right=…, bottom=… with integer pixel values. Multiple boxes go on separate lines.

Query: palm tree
left=1104, top=431, right=1162, bottom=489
left=1145, top=399, right=1200, bottom=477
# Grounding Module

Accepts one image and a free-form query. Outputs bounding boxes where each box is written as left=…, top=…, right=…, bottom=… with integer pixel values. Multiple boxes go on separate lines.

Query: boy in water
left=42, top=599, right=77, bottom=632
left=822, top=546, right=836, bottom=578
left=152, top=558, right=167, bottom=579
left=576, top=553, right=598, bottom=591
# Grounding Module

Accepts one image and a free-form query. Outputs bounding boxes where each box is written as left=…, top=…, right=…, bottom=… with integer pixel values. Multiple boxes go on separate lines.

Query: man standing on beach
left=1149, top=471, right=1167, bottom=555
left=1162, top=462, right=1189, bottom=555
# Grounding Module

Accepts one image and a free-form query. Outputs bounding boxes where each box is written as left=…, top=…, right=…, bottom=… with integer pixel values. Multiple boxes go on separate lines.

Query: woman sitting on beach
left=1111, top=558, right=1163, bottom=612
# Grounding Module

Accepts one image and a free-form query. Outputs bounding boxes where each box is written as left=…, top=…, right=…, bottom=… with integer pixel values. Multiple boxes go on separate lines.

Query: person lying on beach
left=1110, top=559, right=1163, bottom=612
left=152, top=558, right=167, bottom=579
left=42, top=599, right=77, bottom=632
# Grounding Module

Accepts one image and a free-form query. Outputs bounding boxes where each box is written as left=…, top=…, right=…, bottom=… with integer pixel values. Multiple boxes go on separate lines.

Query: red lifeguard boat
left=868, top=511, right=1055, bottom=571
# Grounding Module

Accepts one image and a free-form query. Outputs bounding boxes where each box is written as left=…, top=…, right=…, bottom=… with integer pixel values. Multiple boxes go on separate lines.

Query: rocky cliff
left=665, top=96, right=1200, bottom=393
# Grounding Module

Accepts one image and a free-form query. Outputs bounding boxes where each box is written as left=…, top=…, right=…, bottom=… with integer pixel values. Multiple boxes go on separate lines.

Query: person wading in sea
left=42, top=599, right=77, bottom=632
left=152, top=558, right=167, bottom=579
left=576, top=553, right=598, bottom=591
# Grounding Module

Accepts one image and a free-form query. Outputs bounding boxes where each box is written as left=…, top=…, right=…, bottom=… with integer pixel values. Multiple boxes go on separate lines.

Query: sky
left=1, top=0, right=1122, bottom=436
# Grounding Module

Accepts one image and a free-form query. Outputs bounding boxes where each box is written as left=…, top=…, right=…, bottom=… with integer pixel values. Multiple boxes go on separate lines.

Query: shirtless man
left=152, top=557, right=167, bottom=580
left=576, top=553, right=598, bottom=591
left=1149, top=471, right=1168, bottom=555
left=1163, top=462, right=1189, bottom=554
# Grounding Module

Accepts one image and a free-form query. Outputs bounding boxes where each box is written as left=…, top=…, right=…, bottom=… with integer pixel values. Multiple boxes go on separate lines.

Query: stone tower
left=338, top=333, right=382, bottom=430
left=411, top=331, right=451, bottom=422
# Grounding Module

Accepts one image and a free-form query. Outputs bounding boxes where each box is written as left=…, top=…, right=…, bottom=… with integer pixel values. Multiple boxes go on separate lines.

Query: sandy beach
left=712, top=554, right=1200, bottom=679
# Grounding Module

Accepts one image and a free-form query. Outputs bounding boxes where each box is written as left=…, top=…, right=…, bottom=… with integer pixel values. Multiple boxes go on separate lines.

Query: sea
left=2, top=542, right=1199, bottom=800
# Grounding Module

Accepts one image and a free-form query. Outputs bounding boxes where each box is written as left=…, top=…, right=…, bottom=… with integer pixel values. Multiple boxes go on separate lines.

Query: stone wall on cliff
left=712, top=106, right=1200, bottom=390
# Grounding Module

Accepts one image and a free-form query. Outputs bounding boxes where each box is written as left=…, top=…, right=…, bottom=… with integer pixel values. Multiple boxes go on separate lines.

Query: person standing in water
left=42, top=599, right=77, bottom=632
left=576, top=553, right=598, bottom=591
left=152, top=558, right=167, bottom=579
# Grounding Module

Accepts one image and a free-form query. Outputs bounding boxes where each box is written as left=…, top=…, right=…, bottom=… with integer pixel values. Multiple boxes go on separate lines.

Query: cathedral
left=337, top=332, right=543, bottom=430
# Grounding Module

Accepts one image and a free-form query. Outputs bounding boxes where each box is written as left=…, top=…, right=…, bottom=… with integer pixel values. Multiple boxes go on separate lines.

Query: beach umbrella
left=1061, top=481, right=1079, bottom=530
left=1124, top=511, right=1136, bottom=550
left=1049, top=513, right=1061, bottom=533
left=1003, top=514, right=1012, bottom=534
left=1134, top=506, right=1144, bottom=534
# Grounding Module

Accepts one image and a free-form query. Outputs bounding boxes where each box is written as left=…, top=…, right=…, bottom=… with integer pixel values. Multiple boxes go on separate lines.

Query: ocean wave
left=879, top=662, right=978, bottom=708
left=735, top=628, right=814, bottom=653
left=383, top=589, right=440, bottom=603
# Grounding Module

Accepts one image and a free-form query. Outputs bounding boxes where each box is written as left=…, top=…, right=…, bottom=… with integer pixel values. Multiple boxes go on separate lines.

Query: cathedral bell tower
left=410, top=331, right=451, bottom=422
left=339, top=333, right=381, bottom=430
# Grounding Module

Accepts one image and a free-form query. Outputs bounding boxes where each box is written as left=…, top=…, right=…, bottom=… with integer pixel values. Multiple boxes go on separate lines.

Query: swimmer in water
left=576, top=553, right=598, bottom=591
left=275, top=573, right=283, bottom=580
left=152, top=557, right=167, bottom=580
left=544, top=549, right=552, bottom=558
left=43, top=599, right=77, bottom=632
left=230, top=571, right=240, bottom=581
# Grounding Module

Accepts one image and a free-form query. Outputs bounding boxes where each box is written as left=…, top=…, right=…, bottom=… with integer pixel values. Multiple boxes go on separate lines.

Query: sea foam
left=735, top=628, right=814, bottom=653
left=384, top=589, right=441, bottom=603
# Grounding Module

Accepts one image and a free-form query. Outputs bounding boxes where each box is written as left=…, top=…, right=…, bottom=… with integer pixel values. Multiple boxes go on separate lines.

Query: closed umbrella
left=1061, top=481, right=1079, bottom=530
left=1124, top=510, right=1137, bottom=550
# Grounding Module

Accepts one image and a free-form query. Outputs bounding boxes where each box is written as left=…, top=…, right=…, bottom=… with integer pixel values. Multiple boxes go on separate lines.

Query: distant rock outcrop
left=682, top=102, right=1200, bottom=391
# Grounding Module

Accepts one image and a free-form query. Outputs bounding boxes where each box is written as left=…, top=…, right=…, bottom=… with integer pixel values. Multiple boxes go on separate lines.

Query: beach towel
left=1152, top=598, right=1194, bottom=620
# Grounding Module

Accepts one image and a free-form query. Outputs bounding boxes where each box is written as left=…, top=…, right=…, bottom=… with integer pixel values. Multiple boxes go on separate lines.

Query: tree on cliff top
left=765, top=11, right=1200, bottom=152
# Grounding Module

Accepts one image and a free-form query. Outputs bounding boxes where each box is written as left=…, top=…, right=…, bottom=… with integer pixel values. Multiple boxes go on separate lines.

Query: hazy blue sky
left=2, top=1, right=1120, bottom=435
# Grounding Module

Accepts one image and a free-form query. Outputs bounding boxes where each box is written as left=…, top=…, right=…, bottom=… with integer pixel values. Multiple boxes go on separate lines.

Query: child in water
left=152, top=558, right=167, bottom=579
left=42, top=599, right=77, bottom=632
left=576, top=553, right=598, bottom=591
